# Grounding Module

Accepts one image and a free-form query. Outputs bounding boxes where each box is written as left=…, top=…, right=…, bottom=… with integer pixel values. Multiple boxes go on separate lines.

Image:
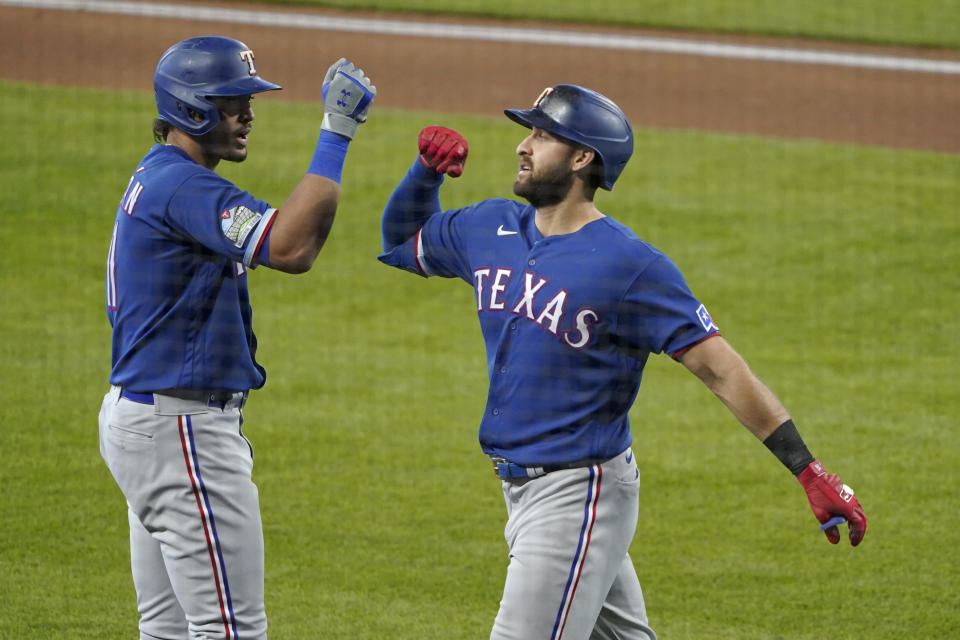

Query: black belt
left=120, top=388, right=243, bottom=409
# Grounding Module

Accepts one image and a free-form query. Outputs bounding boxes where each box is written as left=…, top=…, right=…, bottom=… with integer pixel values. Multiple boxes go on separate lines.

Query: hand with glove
left=418, top=126, right=469, bottom=177
left=798, top=460, right=867, bottom=546
left=321, top=58, right=376, bottom=140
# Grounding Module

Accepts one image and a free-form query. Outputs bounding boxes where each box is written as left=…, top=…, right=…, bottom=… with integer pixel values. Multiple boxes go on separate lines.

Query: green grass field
left=245, top=0, right=960, bottom=49
left=1, top=76, right=958, bottom=639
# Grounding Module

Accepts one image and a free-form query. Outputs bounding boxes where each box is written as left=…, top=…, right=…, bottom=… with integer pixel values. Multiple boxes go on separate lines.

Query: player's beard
left=513, top=162, right=575, bottom=208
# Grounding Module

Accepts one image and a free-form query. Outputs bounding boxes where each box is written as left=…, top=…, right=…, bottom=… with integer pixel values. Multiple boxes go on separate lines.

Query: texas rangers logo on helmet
left=239, top=50, right=258, bottom=76
left=532, top=86, right=553, bottom=108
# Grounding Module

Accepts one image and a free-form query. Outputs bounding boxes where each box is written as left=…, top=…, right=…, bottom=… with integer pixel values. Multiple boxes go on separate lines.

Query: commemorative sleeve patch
left=221, top=205, right=262, bottom=248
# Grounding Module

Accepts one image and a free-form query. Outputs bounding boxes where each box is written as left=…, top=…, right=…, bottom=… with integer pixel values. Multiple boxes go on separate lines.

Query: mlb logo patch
left=696, top=304, right=718, bottom=332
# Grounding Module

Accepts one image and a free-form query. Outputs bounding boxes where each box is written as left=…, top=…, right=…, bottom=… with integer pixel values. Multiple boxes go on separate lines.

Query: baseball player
left=98, top=36, right=375, bottom=639
left=377, top=85, right=868, bottom=640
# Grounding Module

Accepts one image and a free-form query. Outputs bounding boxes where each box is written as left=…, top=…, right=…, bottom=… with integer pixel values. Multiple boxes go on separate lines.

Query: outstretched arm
left=679, top=336, right=789, bottom=440
left=680, top=336, right=867, bottom=546
left=382, top=126, right=469, bottom=251
left=268, top=59, right=376, bottom=273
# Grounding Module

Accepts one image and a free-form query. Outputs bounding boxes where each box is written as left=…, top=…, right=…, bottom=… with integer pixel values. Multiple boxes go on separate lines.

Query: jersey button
left=528, top=259, right=536, bottom=266
left=499, top=366, right=507, bottom=374
left=492, top=408, right=501, bottom=416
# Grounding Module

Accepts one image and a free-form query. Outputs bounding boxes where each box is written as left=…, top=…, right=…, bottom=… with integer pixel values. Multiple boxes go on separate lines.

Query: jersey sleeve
left=381, top=158, right=444, bottom=251
left=617, top=254, right=720, bottom=358
left=166, top=172, right=277, bottom=268
left=378, top=205, right=474, bottom=281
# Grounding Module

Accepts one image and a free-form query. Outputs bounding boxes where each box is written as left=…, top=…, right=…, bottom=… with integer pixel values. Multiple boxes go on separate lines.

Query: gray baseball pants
left=490, top=448, right=657, bottom=640
left=99, top=385, right=266, bottom=640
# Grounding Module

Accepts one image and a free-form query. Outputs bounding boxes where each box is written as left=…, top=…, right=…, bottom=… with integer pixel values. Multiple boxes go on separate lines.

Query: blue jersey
left=105, top=144, right=277, bottom=393
left=379, top=164, right=720, bottom=466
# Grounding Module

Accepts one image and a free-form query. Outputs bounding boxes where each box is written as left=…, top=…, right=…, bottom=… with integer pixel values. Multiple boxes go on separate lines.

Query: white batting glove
left=321, top=58, right=376, bottom=140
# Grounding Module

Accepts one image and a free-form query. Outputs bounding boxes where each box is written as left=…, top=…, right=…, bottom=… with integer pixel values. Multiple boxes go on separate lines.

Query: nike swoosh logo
left=497, top=225, right=518, bottom=236
left=625, top=451, right=633, bottom=464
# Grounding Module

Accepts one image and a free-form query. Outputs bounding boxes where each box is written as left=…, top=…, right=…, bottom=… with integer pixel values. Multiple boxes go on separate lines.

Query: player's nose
left=516, top=133, right=533, bottom=155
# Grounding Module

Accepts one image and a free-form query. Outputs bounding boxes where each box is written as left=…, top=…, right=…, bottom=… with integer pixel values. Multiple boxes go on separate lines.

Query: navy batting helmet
left=505, top=85, right=633, bottom=190
left=154, top=36, right=281, bottom=136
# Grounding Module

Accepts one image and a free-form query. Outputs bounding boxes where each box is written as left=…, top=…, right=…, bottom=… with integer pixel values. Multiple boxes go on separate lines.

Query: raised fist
left=418, top=126, right=469, bottom=178
left=321, top=58, right=376, bottom=140
left=798, top=460, right=867, bottom=546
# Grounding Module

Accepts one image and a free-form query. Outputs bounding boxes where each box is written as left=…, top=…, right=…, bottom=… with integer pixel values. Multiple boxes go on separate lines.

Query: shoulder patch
left=221, top=205, right=262, bottom=248
left=696, top=303, right=719, bottom=332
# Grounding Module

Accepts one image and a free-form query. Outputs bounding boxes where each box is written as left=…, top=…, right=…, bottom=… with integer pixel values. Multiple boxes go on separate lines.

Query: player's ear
left=574, top=147, right=604, bottom=196
left=571, top=146, right=596, bottom=172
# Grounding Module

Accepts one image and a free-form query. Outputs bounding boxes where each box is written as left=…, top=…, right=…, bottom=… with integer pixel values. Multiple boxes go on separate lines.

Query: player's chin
left=512, top=174, right=529, bottom=194
left=222, top=147, right=249, bottom=163
left=512, top=175, right=535, bottom=199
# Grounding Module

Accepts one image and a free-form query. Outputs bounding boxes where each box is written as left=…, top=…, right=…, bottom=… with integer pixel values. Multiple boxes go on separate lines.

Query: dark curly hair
left=152, top=118, right=172, bottom=143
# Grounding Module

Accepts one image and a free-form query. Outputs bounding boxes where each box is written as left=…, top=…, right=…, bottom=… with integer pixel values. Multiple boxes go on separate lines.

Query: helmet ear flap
left=153, top=83, right=220, bottom=136
left=184, top=100, right=220, bottom=130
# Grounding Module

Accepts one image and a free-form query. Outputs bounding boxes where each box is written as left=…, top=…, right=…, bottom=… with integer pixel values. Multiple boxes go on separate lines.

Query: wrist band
left=763, top=419, right=815, bottom=476
left=307, top=129, right=350, bottom=182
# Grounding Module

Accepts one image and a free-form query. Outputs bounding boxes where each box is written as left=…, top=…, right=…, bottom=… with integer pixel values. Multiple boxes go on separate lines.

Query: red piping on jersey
left=252, top=209, right=278, bottom=267
left=414, top=229, right=427, bottom=276
left=670, top=331, right=722, bottom=361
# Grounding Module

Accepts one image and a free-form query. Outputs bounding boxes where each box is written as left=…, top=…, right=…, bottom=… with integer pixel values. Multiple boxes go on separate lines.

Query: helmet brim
left=207, top=76, right=282, bottom=97
left=505, top=108, right=591, bottom=151
left=504, top=107, right=573, bottom=141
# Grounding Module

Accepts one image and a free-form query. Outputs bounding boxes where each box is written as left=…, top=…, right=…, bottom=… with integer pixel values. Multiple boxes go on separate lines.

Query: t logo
left=533, top=86, right=553, bottom=108
left=239, top=50, right=258, bottom=76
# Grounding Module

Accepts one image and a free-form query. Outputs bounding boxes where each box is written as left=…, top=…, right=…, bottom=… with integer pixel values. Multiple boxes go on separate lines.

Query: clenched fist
left=418, top=126, right=468, bottom=177
left=321, top=58, right=376, bottom=140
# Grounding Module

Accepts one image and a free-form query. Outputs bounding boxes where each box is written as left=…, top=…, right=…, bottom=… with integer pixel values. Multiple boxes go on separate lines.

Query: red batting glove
left=418, top=126, right=468, bottom=177
left=798, top=460, right=867, bottom=546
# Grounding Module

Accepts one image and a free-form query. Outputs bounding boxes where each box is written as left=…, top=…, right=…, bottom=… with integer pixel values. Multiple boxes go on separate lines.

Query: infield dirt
left=2, top=0, right=959, bottom=152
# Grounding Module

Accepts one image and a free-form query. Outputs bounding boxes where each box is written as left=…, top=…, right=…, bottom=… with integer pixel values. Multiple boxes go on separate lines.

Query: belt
left=490, top=456, right=609, bottom=480
left=120, top=388, right=244, bottom=409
